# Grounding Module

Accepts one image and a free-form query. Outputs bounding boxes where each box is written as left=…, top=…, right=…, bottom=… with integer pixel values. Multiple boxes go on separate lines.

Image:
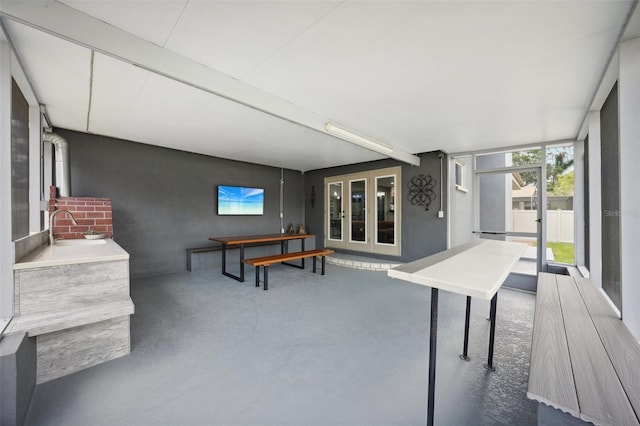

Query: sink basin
left=55, top=239, right=107, bottom=246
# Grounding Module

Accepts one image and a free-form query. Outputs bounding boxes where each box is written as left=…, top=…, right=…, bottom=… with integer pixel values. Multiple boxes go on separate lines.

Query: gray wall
left=61, top=129, right=304, bottom=278
left=0, top=333, right=36, bottom=426
left=600, top=83, right=621, bottom=310
left=304, top=152, right=448, bottom=262
left=477, top=153, right=508, bottom=241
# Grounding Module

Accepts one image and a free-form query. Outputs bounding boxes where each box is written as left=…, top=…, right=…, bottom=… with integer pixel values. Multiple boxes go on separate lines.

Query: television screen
left=217, top=185, right=264, bottom=215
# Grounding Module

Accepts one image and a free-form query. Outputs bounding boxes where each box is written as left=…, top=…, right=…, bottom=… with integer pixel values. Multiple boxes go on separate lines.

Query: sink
left=55, top=239, right=107, bottom=246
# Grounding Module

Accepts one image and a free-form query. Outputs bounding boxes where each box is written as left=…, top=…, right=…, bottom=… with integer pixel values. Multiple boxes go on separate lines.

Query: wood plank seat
left=243, top=248, right=334, bottom=290
left=528, top=272, right=640, bottom=426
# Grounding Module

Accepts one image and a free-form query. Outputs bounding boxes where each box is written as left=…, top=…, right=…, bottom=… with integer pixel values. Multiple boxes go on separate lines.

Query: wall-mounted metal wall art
left=310, top=185, right=315, bottom=208
left=407, top=174, right=437, bottom=210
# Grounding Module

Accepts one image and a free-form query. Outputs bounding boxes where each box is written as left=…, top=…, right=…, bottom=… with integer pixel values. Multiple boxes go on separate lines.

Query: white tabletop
left=388, top=239, right=528, bottom=300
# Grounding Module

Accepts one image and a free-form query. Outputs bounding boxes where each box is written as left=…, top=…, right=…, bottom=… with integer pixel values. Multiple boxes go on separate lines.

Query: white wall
left=449, top=155, right=474, bottom=247
left=619, top=36, right=640, bottom=340
left=0, top=33, right=44, bottom=326
left=0, top=38, right=14, bottom=322
left=573, top=141, right=585, bottom=266
left=587, top=111, right=603, bottom=285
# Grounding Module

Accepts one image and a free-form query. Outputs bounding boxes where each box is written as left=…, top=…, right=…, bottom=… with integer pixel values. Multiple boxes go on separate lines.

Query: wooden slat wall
left=528, top=273, right=579, bottom=416
left=556, top=275, right=639, bottom=426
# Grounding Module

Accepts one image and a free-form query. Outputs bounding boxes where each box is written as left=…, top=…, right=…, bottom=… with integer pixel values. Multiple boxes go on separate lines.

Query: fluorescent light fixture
left=325, top=122, right=393, bottom=155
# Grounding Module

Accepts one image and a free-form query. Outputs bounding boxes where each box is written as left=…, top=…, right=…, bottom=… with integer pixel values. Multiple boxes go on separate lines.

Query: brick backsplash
left=49, top=186, right=113, bottom=240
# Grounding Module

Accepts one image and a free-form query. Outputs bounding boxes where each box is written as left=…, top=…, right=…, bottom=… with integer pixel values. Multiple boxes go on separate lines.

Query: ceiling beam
left=0, top=0, right=420, bottom=166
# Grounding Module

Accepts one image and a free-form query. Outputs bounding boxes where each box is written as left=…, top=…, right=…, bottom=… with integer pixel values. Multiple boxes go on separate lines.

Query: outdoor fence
left=512, top=210, right=574, bottom=243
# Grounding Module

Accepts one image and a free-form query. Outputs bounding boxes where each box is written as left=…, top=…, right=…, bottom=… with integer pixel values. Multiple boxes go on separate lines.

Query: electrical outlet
left=438, top=210, right=444, bottom=219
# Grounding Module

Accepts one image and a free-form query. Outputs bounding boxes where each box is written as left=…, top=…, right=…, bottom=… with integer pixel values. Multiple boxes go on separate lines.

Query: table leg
left=313, top=256, right=317, bottom=273
left=264, top=266, right=268, bottom=291
left=222, top=243, right=245, bottom=282
left=221, top=244, right=227, bottom=275
left=255, top=266, right=260, bottom=288
left=301, top=238, right=306, bottom=269
left=485, top=292, right=498, bottom=371
left=240, top=243, right=244, bottom=282
left=427, top=287, right=439, bottom=426
left=321, top=255, right=326, bottom=275
left=459, top=296, right=472, bottom=361
left=282, top=238, right=305, bottom=269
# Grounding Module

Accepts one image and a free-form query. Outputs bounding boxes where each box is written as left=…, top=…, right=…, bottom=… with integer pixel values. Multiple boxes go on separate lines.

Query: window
left=375, top=175, right=396, bottom=245
left=11, top=78, right=29, bottom=240
left=545, top=143, right=575, bottom=265
left=454, top=161, right=467, bottom=192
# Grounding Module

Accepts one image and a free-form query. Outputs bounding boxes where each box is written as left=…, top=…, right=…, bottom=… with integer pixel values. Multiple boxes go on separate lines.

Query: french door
left=324, top=167, right=401, bottom=256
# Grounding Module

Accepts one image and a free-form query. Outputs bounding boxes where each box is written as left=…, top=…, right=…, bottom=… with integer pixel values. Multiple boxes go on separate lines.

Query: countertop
left=388, top=239, right=528, bottom=300
left=14, top=238, right=129, bottom=270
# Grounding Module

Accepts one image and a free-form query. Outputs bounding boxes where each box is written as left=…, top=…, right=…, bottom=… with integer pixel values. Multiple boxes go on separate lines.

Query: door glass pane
left=328, top=182, right=342, bottom=240
left=376, top=176, right=395, bottom=245
left=545, top=144, right=575, bottom=264
left=350, top=179, right=366, bottom=242
left=478, top=170, right=539, bottom=275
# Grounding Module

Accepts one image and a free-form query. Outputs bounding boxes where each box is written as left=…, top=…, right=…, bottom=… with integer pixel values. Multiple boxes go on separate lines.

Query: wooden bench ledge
left=244, top=249, right=335, bottom=290
left=528, top=273, right=640, bottom=426
left=244, top=249, right=334, bottom=266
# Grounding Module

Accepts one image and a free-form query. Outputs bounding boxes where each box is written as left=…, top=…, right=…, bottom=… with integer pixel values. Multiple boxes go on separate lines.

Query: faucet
left=49, top=209, right=79, bottom=245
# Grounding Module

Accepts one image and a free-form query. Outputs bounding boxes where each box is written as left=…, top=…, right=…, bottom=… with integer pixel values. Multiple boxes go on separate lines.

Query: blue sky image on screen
left=218, top=186, right=264, bottom=215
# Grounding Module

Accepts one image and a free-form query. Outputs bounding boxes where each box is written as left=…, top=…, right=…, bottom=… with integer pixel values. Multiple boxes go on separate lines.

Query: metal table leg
left=255, top=266, right=260, bottom=287
left=283, top=237, right=306, bottom=269
left=222, top=243, right=245, bottom=282
left=460, top=296, right=472, bottom=361
left=263, top=265, right=268, bottom=291
left=427, top=287, right=439, bottom=426
left=485, top=292, right=498, bottom=371
left=240, top=244, right=244, bottom=281
left=221, top=244, right=227, bottom=275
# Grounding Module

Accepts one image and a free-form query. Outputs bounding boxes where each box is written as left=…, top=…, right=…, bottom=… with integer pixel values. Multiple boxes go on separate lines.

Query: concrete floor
left=25, top=265, right=564, bottom=425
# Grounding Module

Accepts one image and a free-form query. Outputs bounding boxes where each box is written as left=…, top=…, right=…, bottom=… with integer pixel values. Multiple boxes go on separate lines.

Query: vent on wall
left=43, top=132, right=71, bottom=197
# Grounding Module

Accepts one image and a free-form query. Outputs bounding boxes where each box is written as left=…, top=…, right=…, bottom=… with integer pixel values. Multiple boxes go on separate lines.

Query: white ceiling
left=0, top=0, right=636, bottom=171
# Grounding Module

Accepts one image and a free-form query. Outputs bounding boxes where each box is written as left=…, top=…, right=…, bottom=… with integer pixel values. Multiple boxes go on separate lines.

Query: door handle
left=473, top=231, right=507, bottom=235
left=535, top=218, right=541, bottom=223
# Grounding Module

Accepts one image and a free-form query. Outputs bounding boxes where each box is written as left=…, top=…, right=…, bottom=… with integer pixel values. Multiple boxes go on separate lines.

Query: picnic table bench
left=244, top=248, right=334, bottom=290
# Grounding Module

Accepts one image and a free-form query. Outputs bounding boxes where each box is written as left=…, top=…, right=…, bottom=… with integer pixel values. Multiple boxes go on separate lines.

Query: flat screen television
left=217, top=185, right=264, bottom=215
